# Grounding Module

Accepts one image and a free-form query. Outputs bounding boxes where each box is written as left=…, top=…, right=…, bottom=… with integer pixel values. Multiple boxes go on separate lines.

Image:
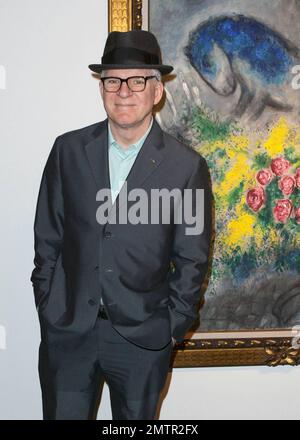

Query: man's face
left=100, top=68, right=164, bottom=130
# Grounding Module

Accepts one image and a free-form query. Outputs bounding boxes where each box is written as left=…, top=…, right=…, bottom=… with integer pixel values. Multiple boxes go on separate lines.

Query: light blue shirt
left=108, top=119, right=153, bottom=205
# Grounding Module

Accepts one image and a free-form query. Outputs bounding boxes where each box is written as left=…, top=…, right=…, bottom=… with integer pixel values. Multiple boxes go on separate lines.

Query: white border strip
left=0, top=65, right=6, bottom=90
left=0, top=325, right=6, bottom=350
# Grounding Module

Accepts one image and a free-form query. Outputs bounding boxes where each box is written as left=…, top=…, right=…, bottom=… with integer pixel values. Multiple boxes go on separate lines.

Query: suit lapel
left=84, top=118, right=166, bottom=221
left=84, top=119, right=111, bottom=189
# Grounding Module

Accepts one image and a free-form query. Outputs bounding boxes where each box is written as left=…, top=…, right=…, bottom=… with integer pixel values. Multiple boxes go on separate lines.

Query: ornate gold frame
left=171, top=334, right=300, bottom=368
left=107, top=0, right=300, bottom=368
left=108, top=0, right=143, bottom=32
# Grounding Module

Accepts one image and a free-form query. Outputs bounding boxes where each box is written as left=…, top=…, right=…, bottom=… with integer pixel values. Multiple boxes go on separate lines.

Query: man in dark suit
left=31, top=30, right=212, bottom=420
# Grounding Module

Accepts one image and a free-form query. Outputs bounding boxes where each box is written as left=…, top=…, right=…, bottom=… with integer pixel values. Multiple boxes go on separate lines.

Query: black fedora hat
left=89, top=30, right=173, bottom=76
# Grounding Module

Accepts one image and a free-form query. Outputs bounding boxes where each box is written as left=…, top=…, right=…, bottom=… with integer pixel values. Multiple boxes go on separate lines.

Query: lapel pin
left=150, top=158, right=156, bottom=164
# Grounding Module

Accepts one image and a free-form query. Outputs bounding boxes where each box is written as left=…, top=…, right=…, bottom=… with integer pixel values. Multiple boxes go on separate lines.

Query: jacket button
left=88, top=299, right=97, bottom=306
left=104, top=268, right=113, bottom=273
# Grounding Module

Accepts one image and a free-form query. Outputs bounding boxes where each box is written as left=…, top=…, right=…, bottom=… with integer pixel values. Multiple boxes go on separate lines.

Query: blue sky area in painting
left=185, top=15, right=293, bottom=85
left=149, top=0, right=297, bottom=71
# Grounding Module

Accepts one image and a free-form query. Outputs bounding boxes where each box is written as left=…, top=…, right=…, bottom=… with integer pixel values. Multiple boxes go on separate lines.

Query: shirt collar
left=108, top=118, right=153, bottom=157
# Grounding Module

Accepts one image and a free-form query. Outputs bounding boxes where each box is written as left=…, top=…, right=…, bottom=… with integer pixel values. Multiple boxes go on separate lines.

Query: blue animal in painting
left=185, top=15, right=300, bottom=120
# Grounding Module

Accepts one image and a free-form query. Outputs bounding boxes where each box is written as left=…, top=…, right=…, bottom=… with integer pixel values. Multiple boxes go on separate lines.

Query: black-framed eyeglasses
left=101, top=75, right=157, bottom=92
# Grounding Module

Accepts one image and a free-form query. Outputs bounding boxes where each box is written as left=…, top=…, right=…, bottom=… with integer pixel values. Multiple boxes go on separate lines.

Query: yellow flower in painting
left=263, top=118, right=289, bottom=157
left=215, top=154, right=251, bottom=197
left=226, top=134, right=250, bottom=159
left=268, top=229, right=279, bottom=247
left=196, top=139, right=226, bottom=157
left=224, top=213, right=256, bottom=250
left=254, top=224, right=264, bottom=248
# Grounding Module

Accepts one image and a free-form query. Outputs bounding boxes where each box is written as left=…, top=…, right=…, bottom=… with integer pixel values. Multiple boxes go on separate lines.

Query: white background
left=0, top=0, right=299, bottom=420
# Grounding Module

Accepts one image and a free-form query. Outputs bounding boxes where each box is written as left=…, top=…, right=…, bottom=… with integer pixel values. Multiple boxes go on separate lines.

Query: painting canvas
left=148, top=0, right=300, bottom=334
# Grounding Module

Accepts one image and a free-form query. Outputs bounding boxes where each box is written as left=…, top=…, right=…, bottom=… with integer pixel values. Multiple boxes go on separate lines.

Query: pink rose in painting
left=246, top=187, right=266, bottom=212
left=295, top=169, right=300, bottom=189
left=295, top=206, right=300, bottom=224
left=278, top=175, right=296, bottom=196
left=273, top=200, right=293, bottom=223
left=271, top=157, right=291, bottom=176
left=256, top=169, right=273, bottom=186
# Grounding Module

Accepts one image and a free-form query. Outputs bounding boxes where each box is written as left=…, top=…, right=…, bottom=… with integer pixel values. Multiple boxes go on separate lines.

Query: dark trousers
left=38, top=315, right=173, bottom=420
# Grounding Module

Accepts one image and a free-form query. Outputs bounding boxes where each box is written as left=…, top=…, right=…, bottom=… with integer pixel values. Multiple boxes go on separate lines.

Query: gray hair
left=150, top=69, right=162, bottom=82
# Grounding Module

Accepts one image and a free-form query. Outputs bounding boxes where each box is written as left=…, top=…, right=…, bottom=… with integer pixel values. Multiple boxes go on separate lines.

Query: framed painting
left=108, top=0, right=300, bottom=368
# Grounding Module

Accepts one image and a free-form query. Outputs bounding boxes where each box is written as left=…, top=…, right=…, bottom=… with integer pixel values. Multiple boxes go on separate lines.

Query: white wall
left=0, top=0, right=299, bottom=420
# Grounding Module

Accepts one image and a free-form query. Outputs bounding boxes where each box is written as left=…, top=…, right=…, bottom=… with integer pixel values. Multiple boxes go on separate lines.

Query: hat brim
left=88, top=64, right=174, bottom=76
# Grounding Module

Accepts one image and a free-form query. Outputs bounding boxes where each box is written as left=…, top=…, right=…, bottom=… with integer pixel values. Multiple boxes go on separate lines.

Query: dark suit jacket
left=31, top=119, right=212, bottom=349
